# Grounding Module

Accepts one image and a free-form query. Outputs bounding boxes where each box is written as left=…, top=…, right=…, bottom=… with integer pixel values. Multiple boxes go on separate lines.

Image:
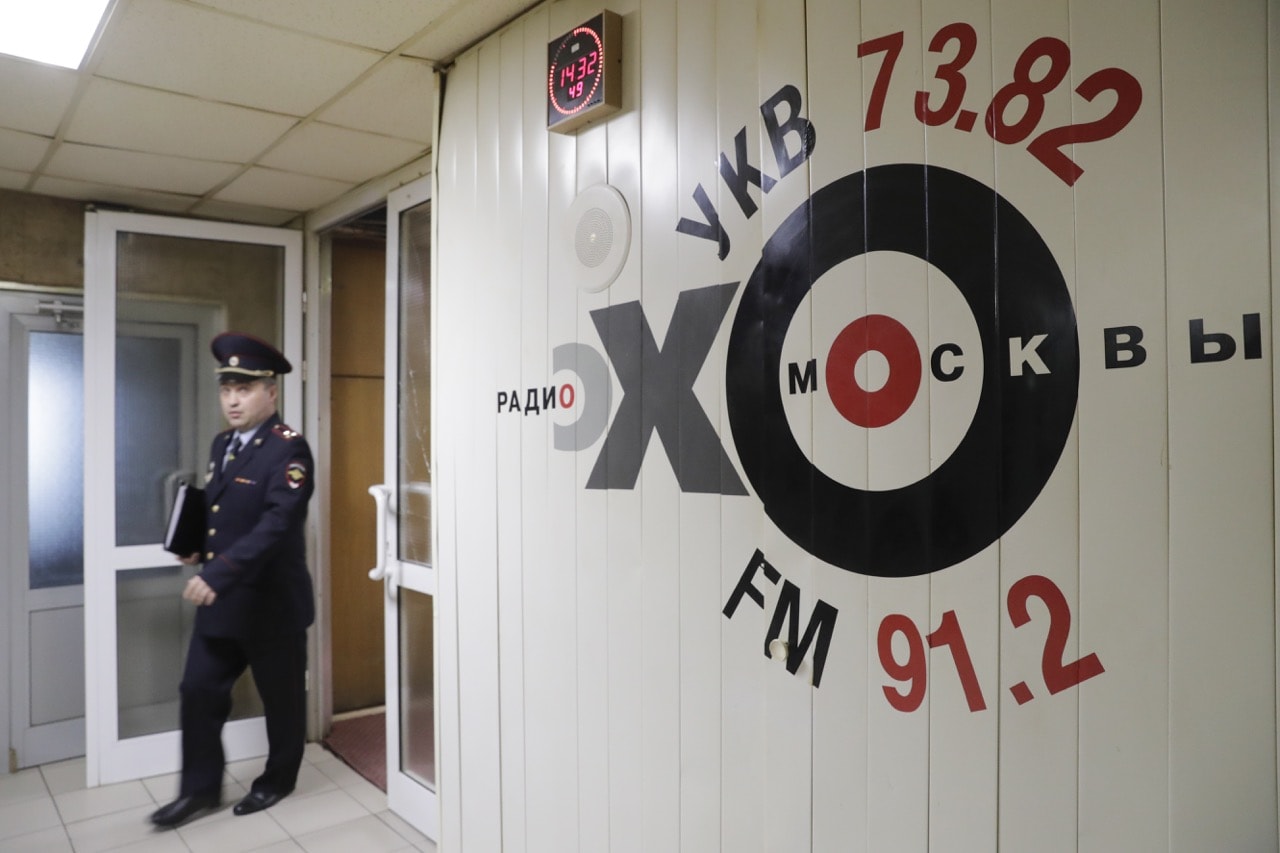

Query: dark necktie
left=224, top=436, right=243, bottom=471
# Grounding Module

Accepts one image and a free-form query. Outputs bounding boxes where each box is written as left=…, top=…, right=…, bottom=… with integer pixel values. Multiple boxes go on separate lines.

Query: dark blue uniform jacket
left=197, top=413, right=315, bottom=640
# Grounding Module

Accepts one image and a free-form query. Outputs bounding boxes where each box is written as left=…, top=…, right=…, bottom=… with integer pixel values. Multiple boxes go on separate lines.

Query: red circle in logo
left=826, top=314, right=921, bottom=428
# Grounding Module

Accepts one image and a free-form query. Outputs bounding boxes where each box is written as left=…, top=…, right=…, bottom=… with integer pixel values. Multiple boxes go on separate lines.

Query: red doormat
left=322, top=710, right=386, bottom=792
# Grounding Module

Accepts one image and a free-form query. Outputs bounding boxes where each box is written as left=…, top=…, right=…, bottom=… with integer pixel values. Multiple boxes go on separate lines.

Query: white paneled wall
left=433, top=1, right=1279, bottom=849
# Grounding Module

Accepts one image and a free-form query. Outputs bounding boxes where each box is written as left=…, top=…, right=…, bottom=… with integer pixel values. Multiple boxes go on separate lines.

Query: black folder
left=164, top=482, right=206, bottom=556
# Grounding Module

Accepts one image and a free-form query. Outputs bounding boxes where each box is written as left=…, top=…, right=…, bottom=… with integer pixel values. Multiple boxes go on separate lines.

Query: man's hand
left=178, top=552, right=201, bottom=565
left=183, top=574, right=217, bottom=606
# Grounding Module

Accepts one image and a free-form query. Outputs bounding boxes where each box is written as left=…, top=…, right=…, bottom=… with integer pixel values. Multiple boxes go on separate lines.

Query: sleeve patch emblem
left=286, top=462, right=307, bottom=490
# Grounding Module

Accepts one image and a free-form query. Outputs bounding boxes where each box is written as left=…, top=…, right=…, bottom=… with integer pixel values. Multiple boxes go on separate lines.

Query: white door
left=3, top=293, right=85, bottom=770
left=369, top=176, right=438, bottom=840
left=83, top=210, right=303, bottom=786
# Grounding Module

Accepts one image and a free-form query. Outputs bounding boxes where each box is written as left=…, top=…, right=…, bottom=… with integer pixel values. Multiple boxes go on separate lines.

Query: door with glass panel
left=83, top=210, right=302, bottom=786
left=4, top=293, right=85, bottom=769
left=368, top=176, right=437, bottom=839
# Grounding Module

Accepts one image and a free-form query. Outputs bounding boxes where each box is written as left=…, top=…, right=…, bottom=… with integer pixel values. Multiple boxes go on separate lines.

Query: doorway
left=81, top=210, right=299, bottom=786
left=324, top=211, right=390, bottom=787
left=3, top=291, right=86, bottom=771
left=318, top=184, right=437, bottom=839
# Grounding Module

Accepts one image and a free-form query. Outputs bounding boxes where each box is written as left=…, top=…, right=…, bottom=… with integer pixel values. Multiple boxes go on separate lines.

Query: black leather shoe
left=233, top=788, right=291, bottom=816
left=150, top=794, right=220, bottom=828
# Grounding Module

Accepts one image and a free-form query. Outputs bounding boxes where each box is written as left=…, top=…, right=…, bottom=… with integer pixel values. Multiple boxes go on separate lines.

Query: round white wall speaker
left=566, top=183, right=631, bottom=292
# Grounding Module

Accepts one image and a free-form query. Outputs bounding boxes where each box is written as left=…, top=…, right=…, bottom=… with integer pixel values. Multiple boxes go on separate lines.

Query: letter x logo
left=587, top=282, right=747, bottom=495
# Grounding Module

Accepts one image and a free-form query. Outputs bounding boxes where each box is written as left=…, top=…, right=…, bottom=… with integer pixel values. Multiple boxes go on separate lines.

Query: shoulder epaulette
left=272, top=423, right=301, bottom=441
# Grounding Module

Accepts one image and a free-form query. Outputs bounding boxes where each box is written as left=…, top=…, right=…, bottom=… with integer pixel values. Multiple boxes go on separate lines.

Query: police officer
left=151, top=332, right=315, bottom=828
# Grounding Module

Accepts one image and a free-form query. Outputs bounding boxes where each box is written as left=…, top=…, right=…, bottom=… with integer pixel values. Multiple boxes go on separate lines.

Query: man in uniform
left=151, top=332, right=316, bottom=828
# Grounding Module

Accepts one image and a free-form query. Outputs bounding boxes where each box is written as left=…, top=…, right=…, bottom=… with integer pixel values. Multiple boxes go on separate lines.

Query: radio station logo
left=501, top=159, right=1079, bottom=579
left=499, top=79, right=1086, bottom=580
left=501, top=70, right=1264, bottom=590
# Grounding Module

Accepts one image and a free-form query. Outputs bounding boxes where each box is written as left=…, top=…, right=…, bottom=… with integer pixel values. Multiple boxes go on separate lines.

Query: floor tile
left=290, top=763, right=339, bottom=798
left=215, top=777, right=252, bottom=808
left=293, top=814, right=416, bottom=853
left=312, top=758, right=384, bottom=807
left=376, top=809, right=437, bottom=852
left=178, top=809, right=290, bottom=853
left=53, top=778, right=154, bottom=824
left=139, top=771, right=181, bottom=803
left=0, top=825, right=72, bottom=852
left=225, top=759, right=258, bottom=786
left=0, top=796, right=61, bottom=842
left=268, top=788, right=370, bottom=837
left=106, top=832, right=192, bottom=852
left=248, top=840, right=304, bottom=852
left=341, top=775, right=388, bottom=813
left=310, top=755, right=364, bottom=788
left=63, top=804, right=165, bottom=853
left=0, top=769, right=48, bottom=808
left=38, top=758, right=87, bottom=796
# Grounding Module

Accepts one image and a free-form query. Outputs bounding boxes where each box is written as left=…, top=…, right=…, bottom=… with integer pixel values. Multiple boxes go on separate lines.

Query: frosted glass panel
left=31, top=331, right=186, bottom=574
left=398, top=201, right=431, bottom=566
left=28, top=331, right=85, bottom=589
left=399, top=588, right=435, bottom=788
left=114, top=336, right=182, bottom=546
left=117, top=565, right=262, bottom=739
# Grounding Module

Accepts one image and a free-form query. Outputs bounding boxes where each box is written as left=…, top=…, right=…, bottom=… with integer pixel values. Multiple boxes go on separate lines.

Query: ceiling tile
left=0, top=55, right=79, bottom=136
left=405, top=0, right=540, bottom=62
left=189, top=197, right=299, bottom=227
left=45, top=143, right=240, bottom=196
left=0, top=129, right=53, bottom=172
left=0, top=167, right=31, bottom=191
left=318, top=58, right=434, bottom=143
left=67, top=79, right=298, bottom=162
left=259, top=122, right=427, bottom=184
left=95, top=0, right=382, bottom=116
left=189, top=0, right=456, bottom=52
left=0, top=0, right=526, bottom=219
left=31, top=176, right=199, bottom=215
left=213, top=166, right=353, bottom=211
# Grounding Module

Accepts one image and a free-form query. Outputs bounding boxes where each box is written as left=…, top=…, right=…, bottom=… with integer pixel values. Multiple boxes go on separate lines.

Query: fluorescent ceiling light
left=0, top=0, right=112, bottom=69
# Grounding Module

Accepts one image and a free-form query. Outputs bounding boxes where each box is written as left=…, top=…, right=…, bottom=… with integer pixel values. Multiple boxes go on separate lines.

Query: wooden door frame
left=328, top=235, right=387, bottom=714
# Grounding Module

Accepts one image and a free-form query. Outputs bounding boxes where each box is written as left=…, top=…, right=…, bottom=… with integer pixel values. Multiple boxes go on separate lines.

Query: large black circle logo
left=726, top=164, right=1078, bottom=578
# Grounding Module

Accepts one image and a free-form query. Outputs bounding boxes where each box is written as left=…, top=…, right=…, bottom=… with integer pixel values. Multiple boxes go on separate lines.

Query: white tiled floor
left=0, top=744, right=436, bottom=853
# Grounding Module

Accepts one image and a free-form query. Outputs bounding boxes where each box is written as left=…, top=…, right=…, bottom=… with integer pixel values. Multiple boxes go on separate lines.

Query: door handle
left=367, top=484, right=394, bottom=586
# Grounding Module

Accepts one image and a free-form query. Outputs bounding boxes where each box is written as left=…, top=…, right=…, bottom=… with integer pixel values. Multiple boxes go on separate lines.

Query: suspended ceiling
left=0, top=0, right=541, bottom=226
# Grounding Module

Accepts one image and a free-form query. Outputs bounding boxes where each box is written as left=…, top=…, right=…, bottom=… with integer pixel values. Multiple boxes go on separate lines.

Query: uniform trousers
left=178, top=629, right=307, bottom=798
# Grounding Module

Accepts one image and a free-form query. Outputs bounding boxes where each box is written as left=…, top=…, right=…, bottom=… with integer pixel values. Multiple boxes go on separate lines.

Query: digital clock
left=547, top=11, right=621, bottom=133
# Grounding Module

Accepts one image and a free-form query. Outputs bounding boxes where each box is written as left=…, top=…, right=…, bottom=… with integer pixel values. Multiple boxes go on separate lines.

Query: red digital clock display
left=549, top=25, right=603, bottom=116
left=547, top=11, right=620, bottom=133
